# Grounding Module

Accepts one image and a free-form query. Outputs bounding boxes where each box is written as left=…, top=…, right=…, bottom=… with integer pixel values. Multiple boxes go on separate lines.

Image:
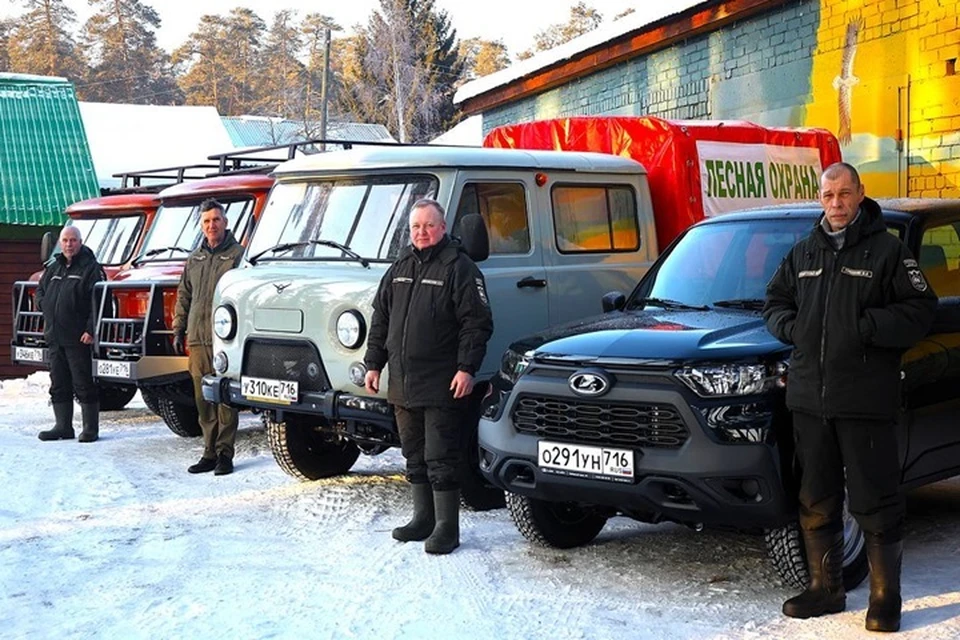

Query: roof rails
left=208, top=138, right=401, bottom=174
left=112, top=163, right=226, bottom=189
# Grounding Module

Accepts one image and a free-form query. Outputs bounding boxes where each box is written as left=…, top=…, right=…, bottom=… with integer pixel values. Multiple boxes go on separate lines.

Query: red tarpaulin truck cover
left=484, top=116, right=842, bottom=251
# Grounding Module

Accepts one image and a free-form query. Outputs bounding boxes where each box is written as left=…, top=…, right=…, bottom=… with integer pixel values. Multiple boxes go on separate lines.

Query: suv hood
left=516, top=309, right=788, bottom=362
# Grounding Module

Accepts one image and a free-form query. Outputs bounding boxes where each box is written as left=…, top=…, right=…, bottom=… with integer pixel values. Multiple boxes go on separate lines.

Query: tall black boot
left=424, top=489, right=460, bottom=554
left=78, top=402, right=100, bottom=443
left=782, top=529, right=846, bottom=618
left=393, top=483, right=435, bottom=542
left=39, top=402, right=75, bottom=441
left=865, top=535, right=903, bottom=632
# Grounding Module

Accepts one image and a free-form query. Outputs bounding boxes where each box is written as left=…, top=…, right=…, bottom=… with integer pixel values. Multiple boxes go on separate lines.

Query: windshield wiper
left=712, top=298, right=766, bottom=310
left=133, top=246, right=191, bottom=266
left=631, top=297, right=709, bottom=311
left=249, top=239, right=370, bottom=267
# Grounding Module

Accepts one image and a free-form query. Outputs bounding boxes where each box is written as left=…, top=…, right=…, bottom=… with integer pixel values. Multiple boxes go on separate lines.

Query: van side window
left=454, top=183, right=530, bottom=254
left=551, top=185, right=639, bottom=253
left=919, top=222, right=960, bottom=297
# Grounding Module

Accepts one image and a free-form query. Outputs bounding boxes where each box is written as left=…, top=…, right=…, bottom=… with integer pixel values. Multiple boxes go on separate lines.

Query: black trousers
left=793, top=411, right=905, bottom=540
left=48, top=344, right=98, bottom=404
left=394, top=405, right=464, bottom=490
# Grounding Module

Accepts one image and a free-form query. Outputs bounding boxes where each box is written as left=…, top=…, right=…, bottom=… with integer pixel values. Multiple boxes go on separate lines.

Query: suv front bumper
left=479, top=375, right=794, bottom=530
left=202, top=374, right=396, bottom=428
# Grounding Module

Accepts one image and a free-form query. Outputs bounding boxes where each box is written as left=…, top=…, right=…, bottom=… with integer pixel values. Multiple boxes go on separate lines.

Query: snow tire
left=765, top=518, right=869, bottom=590
left=267, top=419, right=360, bottom=481
left=141, top=389, right=163, bottom=416
left=506, top=492, right=607, bottom=549
left=98, top=384, right=137, bottom=411
left=155, top=396, right=202, bottom=437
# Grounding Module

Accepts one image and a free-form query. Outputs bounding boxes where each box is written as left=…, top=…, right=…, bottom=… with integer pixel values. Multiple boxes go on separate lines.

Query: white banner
left=697, top=141, right=823, bottom=217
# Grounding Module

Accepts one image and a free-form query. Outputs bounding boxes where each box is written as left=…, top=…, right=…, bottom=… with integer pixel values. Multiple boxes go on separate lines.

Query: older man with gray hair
left=35, top=225, right=105, bottom=442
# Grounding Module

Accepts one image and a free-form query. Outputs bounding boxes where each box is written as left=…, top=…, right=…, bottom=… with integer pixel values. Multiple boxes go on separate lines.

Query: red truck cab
left=92, top=173, right=275, bottom=435
left=10, top=191, right=162, bottom=410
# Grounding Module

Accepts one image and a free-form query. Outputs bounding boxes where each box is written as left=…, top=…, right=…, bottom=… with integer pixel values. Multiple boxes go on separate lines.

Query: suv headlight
left=500, top=347, right=532, bottom=385
left=336, top=310, right=366, bottom=349
left=675, top=361, right=788, bottom=398
left=213, top=304, right=237, bottom=340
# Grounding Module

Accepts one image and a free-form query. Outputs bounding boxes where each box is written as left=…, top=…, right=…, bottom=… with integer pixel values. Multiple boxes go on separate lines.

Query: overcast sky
left=1, top=0, right=653, bottom=57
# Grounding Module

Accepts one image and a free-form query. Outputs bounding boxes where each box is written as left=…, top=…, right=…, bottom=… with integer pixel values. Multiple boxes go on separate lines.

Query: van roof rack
left=208, top=138, right=401, bottom=174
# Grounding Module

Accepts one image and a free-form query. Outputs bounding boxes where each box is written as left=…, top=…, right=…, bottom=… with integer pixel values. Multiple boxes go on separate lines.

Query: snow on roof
left=221, top=116, right=395, bottom=148
left=79, top=102, right=236, bottom=188
left=454, top=0, right=705, bottom=105
left=429, top=115, right=483, bottom=146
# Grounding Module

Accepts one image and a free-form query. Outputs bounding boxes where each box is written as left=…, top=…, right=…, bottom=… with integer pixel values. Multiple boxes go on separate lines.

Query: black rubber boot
left=78, top=402, right=100, bottom=443
left=782, top=529, right=846, bottom=618
left=39, top=402, right=75, bottom=441
left=392, top=483, right=435, bottom=542
left=424, top=489, right=460, bottom=554
left=865, top=536, right=903, bottom=632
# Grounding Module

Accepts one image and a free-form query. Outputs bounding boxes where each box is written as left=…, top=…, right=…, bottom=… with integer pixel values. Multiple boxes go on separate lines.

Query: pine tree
left=339, top=0, right=464, bottom=143
left=256, top=10, right=307, bottom=119
left=460, top=37, right=510, bottom=82
left=5, top=0, right=87, bottom=80
left=174, top=9, right=266, bottom=115
left=79, top=0, right=181, bottom=104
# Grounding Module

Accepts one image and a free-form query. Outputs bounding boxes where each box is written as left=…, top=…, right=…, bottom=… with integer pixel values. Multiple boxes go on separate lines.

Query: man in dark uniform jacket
left=764, top=162, right=936, bottom=632
left=36, top=226, right=105, bottom=442
left=364, top=198, right=493, bottom=554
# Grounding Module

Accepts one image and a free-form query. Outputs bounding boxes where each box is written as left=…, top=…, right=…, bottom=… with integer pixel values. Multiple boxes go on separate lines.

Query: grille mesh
left=512, top=395, right=689, bottom=449
left=243, top=340, right=329, bottom=393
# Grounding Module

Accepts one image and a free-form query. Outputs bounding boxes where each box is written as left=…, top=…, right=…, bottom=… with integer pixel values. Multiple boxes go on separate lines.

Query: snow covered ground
left=1, top=372, right=958, bottom=639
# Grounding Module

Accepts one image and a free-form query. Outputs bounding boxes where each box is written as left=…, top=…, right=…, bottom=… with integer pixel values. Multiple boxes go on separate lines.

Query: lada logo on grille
left=568, top=369, right=614, bottom=397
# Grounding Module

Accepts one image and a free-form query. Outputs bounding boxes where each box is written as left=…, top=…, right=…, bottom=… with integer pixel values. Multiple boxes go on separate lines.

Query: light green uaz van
left=202, top=144, right=656, bottom=507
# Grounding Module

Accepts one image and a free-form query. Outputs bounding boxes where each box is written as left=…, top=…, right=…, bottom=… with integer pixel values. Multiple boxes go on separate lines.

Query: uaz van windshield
left=60, top=215, right=144, bottom=266
left=137, top=198, right=254, bottom=262
left=247, top=176, right=438, bottom=262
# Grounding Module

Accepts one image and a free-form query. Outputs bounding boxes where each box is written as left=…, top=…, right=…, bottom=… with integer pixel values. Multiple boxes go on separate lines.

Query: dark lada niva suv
left=478, top=200, right=960, bottom=590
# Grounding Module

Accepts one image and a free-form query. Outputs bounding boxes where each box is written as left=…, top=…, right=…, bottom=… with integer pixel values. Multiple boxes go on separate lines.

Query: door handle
left=516, top=276, right=547, bottom=289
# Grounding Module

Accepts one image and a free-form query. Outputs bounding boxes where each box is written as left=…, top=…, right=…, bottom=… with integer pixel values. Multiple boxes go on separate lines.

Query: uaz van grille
left=243, top=340, right=329, bottom=393
left=511, top=395, right=689, bottom=449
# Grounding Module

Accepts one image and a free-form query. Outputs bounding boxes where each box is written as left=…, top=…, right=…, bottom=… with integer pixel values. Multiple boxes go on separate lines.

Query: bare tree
left=518, top=1, right=603, bottom=58
left=459, top=37, right=510, bottom=82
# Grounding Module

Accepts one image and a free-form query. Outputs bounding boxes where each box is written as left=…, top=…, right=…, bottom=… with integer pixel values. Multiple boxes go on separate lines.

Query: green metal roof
left=0, top=73, right=100, bottom=226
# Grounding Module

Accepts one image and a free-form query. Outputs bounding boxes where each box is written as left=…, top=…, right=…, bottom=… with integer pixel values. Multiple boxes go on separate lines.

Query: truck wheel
left=765, top=514, right=868, bottom=590
left=506, top=492, right=607, bottom=549
left=266, top=419, right=360, bottom=481
left=141, top=389, right=163, bottom=416
left=155, top=397, right=202, bottom=437
left=98, top=385, right=137, bottom=411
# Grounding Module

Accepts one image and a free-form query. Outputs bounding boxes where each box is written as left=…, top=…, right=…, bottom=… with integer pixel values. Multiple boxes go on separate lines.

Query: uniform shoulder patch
left=907, top=267, right=928, bottom=292
left=475, top=277, right=489, bottom=305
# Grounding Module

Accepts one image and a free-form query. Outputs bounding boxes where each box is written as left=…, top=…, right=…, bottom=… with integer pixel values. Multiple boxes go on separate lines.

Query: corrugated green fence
left=0, top=73, right=99, bottom=227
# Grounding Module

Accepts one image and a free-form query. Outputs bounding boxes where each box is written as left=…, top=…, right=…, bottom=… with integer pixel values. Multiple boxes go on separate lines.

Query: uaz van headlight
left=213, top=304, right=237, bottom=340
left=336, top=310, right=366, bottom=349
left=675, top=361, right=788, bottom=398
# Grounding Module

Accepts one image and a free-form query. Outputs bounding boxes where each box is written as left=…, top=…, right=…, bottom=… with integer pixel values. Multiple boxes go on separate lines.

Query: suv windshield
left=627, top=217, right=813, bottom=310
left=248, top=176, right=438, bottom=261
left=60, top=215, right=144, bottom=265
left=138, top=198, right=254, bottom=262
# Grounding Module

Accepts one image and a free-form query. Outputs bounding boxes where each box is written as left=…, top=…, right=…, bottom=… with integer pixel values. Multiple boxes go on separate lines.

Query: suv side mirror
left=455, top=213, right=489, bottom=263
left=40, top=231, right=55, bottom=263
left=601, top=291, right=626, bottom=312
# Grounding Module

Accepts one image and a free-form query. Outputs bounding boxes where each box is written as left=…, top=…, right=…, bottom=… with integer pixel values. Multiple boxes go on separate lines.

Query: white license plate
left=96, top=359, right=131, bottom=379
left=241, top=376, right=298, bottom=404
left=14, top=346, right=45, bottom=363
left=538, top=440, right=635, bottom=482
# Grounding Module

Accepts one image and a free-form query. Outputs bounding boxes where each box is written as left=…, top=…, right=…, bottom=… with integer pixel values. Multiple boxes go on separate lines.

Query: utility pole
left=319, top=27, right=331, bottom=151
